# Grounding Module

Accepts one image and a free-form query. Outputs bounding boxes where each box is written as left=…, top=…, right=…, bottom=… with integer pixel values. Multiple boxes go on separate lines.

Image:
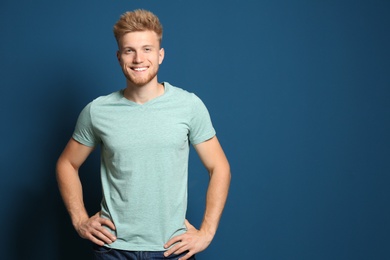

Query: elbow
left=56, top=156, right=79, bottom=181
left=210, top=162, right=231, bottom=182
left=56, top=157, right=67, bottom=182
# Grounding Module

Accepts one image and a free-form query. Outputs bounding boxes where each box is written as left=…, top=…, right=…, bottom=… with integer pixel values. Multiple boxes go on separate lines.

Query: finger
left=98, top=226, right=117, bottom=242
left=88, top=233, right=105, bottom=246
left=93, top=212, right=115, bottom=230
left=92, top=228, right=115, bottom=244
left=100, top=218, right=116, bottom=230
left=164, top=242, right=185, bottom=257
left=172, top=245, right=188, bottom=256
left=82, top=218, right=115, bottom=243
left=164, top=235, right=183, bottom=248
left=89, top=224, right=114, bottom=243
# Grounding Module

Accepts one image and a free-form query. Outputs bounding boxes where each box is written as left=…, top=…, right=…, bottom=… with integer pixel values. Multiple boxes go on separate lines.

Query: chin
left=125, top=73, right=157, bottom=86
left=130, top=78, right=152, bottom=86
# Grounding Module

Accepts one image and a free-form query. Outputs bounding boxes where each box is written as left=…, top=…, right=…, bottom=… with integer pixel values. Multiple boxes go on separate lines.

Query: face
left=117, top=31, right=164, bottom=87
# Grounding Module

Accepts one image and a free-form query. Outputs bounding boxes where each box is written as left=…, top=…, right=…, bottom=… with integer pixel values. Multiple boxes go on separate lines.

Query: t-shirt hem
left=72, top=134, right=95, bottom=147
left=105, top=243, right=166, bottom=252
left=190, top=131, right=216, bottom=145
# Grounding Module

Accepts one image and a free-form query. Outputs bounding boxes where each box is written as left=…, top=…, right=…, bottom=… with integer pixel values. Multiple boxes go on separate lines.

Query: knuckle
left=92, top=222, right=101, bottom=228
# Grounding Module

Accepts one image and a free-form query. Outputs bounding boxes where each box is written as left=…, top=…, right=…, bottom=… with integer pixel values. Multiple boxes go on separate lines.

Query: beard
left=122, top=66, right=159, bottom=87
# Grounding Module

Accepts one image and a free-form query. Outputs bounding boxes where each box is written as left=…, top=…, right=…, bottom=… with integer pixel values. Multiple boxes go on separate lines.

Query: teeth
left=133, top=67, right=147, bottom=71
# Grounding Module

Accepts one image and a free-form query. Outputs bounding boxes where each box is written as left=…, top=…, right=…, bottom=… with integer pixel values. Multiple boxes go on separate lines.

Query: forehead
left=118, top=30, right=160, bottom=48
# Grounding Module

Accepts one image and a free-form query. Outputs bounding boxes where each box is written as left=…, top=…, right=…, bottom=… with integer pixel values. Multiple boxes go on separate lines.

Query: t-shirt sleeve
left=188, top=94, right=216, bottom=145
left=72, top=102, right=100, bottom=147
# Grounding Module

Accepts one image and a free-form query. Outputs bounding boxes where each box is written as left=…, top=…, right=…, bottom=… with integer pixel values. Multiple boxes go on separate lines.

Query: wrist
left=199, top=226, right=216, bottom=242
left=71, top=212, right=89, bottom=229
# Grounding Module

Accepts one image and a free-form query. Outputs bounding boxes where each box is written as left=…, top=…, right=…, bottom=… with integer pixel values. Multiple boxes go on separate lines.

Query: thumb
left=184, top=219, right=195, bottom=229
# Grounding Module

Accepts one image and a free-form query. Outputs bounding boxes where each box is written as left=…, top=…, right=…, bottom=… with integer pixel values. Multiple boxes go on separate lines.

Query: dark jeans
left=92, top=244, right=196, bottom=260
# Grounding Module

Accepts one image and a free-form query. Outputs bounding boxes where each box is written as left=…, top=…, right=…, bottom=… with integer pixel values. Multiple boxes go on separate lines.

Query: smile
left=132, top=67, right=148, bottom=72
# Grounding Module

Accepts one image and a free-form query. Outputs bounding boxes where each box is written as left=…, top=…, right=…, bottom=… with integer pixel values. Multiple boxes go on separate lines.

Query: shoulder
left=83, top=90, right=123, bottom=113
left=164, top=82, right=202, bottom=104
left=90, top=90, right=123, bottom=106
left=78, top=90, right=123, bottom=118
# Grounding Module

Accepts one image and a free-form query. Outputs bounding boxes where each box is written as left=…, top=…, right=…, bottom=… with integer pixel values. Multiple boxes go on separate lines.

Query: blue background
left=1, top=0, right=389, bottom=259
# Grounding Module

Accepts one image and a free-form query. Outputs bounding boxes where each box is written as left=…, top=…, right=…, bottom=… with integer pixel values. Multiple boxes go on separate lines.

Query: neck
left=124, top=80, right=164, bottom=104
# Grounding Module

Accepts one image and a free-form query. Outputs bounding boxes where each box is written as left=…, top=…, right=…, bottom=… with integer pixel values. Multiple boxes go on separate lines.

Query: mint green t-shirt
left=72, top=82, right=216, bottom=251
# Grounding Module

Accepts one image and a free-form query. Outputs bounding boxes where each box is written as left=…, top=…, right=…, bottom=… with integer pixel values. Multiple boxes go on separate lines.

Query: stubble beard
left=123, top=66, right=159, bottom=87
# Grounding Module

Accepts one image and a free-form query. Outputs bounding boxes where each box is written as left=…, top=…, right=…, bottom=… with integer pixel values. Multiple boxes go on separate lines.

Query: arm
left=56, top=138, right=116, bottom=245
left=164, top=136, right=231, bottom=259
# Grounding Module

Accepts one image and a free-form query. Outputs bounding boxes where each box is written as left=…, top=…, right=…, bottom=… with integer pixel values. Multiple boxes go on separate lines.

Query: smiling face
left=117, top=30, right=164, bottom=87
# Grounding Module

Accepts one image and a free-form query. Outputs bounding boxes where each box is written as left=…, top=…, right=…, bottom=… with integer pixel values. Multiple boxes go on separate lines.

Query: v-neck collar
left=120, top=82, right=170, bottom=107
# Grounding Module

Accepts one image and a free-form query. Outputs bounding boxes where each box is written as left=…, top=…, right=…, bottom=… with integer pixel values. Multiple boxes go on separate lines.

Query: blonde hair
left=113, top=9, right=163, bottom=45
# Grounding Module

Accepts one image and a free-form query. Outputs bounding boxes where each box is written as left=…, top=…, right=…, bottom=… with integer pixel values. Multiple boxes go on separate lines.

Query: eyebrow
left=122, top=45, right=156, bottom=49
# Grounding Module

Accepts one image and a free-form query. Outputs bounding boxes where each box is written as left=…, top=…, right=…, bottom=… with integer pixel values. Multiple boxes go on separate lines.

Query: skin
left=56, top=30, right=231, bottom=260
left=116, top=30, right=165, bottom=104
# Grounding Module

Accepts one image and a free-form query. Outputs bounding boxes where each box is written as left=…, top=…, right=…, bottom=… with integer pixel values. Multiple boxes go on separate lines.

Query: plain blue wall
left=1, top=0, right=389, bottom=259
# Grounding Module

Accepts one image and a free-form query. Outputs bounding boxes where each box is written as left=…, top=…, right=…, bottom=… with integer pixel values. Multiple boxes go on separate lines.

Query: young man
left=56, top=9, right=230, bottom=260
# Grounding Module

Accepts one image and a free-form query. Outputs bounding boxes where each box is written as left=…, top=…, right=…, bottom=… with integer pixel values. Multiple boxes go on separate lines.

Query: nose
left=133, top=51, right=144, bottom=64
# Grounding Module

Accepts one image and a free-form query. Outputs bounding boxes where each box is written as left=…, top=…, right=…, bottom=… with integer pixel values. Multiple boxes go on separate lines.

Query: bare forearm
left=55, top=139, right=115, bottom=245
left=56, top=157, right=117, bottom=245
left=200, top=166, right=231, bottom=239
left=56, top=159, right=89, bottom=226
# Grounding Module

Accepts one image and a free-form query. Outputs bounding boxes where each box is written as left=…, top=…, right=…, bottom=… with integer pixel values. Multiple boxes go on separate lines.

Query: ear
left=116, top=50, right=121, bottom=62
left=159, top=48, right=165, bottom=65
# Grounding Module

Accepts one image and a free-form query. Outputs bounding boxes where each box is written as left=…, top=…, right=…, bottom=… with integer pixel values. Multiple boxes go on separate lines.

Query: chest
left=93, top=106, right=191, bottom=155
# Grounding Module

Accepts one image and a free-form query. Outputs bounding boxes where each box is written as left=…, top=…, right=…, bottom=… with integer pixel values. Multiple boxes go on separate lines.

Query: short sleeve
left=72, top=102, right=100, bottom=147
left=188, top=94, right=216, bottom=145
